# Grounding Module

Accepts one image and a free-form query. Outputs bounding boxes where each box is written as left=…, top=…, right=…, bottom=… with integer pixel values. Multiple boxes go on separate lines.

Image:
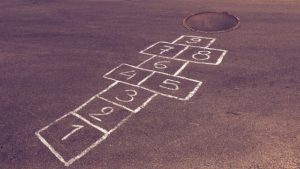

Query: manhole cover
left=183, top=12, right=240, bottom=33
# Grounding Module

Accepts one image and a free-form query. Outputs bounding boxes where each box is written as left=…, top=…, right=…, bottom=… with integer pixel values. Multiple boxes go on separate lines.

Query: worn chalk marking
left=104, top=63, right=201, bottom=83
left=192, top=51, right=211, bottom=61
left=88, top=106, right=114, bottom=122
left=61, top=125, right=84, bottom=141
left=103, top=79, right=202, bottom=101
left=119, top=70, right=137, bottom=80
left=173, top=62, right=189, bottom=76
left=137, top=71, right=155, bottom=85
left=36, top=35, right=227, bottom=166
left=71, top=113, right=108, bottom=134
left=137, top=55, right=157, bottom=67
left=173, top=45, right=189, bottom=58
left=160, top=45, right=175, bottom=54
left=139, top=41, right=187, bottom=57
left=36, top=131, right=69, bottom=165
left=159, top=79, right=181, bottom=91
left=115, top=89, right=138, bottom=103
left=98, top=92, right=157, bottom=113
left=171, top=35, right=216, bottom=48
left=102, top=63, right=203, bottom=100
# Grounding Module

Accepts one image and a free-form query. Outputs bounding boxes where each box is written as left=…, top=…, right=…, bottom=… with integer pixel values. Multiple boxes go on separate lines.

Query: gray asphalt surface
left=0, top=0, right=299, bottom=169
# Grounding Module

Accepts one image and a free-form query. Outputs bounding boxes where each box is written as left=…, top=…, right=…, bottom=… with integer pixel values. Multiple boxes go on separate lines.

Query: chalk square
left=103, top=64, right=153, bottom=85
left=139, top=56, right=187, bottom=75
left=36, top=114, right=106, bottom=164
left=73, top=97, right=132, bottom=132
left=140, top=41, right=187, bottom=58
left=99, top=82, right=156, bottom=113
left=140, top=72, right=202, bottom=101
left=172, top=35, right=216, bottom=48
left=175, top=46, right=227, bottom=65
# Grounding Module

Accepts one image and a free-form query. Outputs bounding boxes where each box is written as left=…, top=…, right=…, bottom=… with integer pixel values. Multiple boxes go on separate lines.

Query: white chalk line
left=140, top=41, right=227, bottom=65
left=98, top=91, right=157, bottom=114
left=103, top=63, right=154, bottom=81
left=97, top=96, right=136, bottom=113
left=154, top=54, right=225, bottom=66
left=136, top=55, right=157, bottom=67
left=64, top=111, right=138, bottom=166
left=104, top=63, right=202, bottom=83
left=35, top=82, right=119, bottom=164
left=139, top=41, right=186, bottom=56
left=184, top=81, right=203, bottom=100
left=173, top=62, right=189, bottom=76
left=102, top=78, right=202, bottom=101
left=137, top=71, right=155, bottom=86
left=35, top=131, right=68, bottom=165
left=61, top=125, right=84, bottom=141
left=171, top=35, right=216, bottom=48
left=71, top=113, right=108, bottom=134
left=64, top=133, right=109, bottom=166
left=173, top=45, right=189, bottom=58
left=215, top=50, right=228, bottom=65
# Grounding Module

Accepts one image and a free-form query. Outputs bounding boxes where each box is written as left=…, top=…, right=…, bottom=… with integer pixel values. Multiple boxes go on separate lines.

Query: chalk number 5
left=159, top=79, right=181, bottom=91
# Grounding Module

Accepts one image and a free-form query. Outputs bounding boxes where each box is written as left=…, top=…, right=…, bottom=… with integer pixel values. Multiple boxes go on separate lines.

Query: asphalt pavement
left=0, top=0, right=299, bottom=169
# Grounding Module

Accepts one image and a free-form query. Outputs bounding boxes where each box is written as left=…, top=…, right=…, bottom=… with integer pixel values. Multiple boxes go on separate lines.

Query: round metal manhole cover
left=183, top=12, right=240, bottom=33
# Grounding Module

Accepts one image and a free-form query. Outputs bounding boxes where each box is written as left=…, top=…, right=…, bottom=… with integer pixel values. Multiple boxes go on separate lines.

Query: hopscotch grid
left=36, top=35, right=227, bottom=167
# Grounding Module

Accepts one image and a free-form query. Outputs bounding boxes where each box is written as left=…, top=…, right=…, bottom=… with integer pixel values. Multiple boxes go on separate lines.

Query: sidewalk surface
left=0, top=0, right=299, bottom=169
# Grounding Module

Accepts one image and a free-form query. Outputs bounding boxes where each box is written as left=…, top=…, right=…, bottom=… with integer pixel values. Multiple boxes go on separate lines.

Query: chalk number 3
left=115, top=89, right=138, bottom=103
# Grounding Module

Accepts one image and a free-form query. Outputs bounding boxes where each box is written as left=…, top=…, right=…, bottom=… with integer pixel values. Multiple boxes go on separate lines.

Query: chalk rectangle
left=36, top=114, right=106, bottom=166
left=138, top=56, right=187, bottom=75
left=174, top=46, right=227, bottom=65
left=103, top=64, right=154, bottom=85
left=98, top=82, right=157, bottom=113
left=72, top=97, right=132, bottom=132
left=140, top=41, right=187, bottom=58
left=172, top=35, right=216, bottom=48
left=140, top=72, right=202, bottom=100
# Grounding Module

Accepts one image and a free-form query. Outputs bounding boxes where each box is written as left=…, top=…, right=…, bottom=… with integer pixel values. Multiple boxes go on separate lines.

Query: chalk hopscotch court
left=35, top=35, right=228, bottom=166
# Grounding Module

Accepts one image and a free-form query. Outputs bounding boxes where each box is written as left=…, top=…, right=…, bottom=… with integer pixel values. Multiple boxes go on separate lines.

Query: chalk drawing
left=171, top=35, right=216, bottom=48
left=61, top=125, right=84, bottom=141
left=35, top=35, right=227, bottom=166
